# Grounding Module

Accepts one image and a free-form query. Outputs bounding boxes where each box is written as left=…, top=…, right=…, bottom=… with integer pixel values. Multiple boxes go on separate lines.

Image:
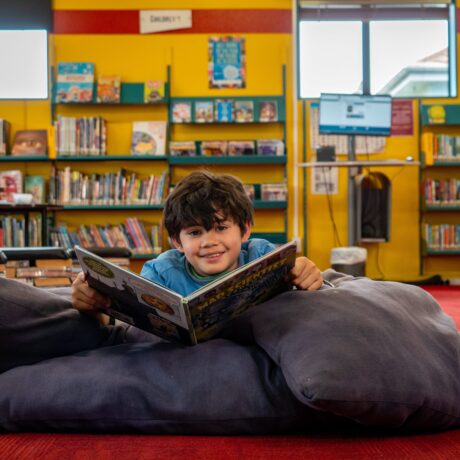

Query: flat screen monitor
left=319, top=93, right=392, bottom=136
left=0, top=29, right=48, bottom=99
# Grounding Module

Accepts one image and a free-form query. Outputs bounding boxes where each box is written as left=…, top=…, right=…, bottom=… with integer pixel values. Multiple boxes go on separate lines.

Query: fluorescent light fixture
left=0, top=29, right=48, bottom=99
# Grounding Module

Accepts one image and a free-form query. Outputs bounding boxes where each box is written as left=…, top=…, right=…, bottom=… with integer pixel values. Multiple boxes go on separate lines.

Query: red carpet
left=1, top=286, right=459, bottom=460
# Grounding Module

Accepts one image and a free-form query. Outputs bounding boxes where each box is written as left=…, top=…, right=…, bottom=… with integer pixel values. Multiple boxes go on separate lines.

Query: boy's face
left=172, top=216, right=251, bottom=277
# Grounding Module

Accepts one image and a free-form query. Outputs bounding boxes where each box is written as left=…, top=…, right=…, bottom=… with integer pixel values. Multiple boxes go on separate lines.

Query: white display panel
left=0, top=30, right=48, bottom=99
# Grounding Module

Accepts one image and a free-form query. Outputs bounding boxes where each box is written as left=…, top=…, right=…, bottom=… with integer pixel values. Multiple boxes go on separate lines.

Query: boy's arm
left=72, top=271, right=111, bottom=314
left=290, top=256, right=323, bottom=291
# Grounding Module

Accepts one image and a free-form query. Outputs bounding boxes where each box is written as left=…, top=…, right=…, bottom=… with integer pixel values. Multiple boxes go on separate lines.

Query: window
left=298, top=2, right=457, bottom=98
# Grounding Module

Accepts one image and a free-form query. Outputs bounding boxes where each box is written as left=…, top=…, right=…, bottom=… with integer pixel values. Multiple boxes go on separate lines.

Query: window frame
left=297, top=2, right=457, bottom=99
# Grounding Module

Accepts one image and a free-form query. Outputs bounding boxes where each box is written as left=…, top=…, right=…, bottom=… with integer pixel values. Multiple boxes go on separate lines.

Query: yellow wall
left=1, top=0, right=457, bottom=280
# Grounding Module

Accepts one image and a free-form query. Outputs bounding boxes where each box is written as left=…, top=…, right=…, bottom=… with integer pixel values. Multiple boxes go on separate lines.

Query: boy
left=72, top=171, right=323, bottom=313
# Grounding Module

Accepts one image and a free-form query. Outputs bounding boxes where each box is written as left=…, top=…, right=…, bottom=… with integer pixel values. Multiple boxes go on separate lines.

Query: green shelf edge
left=425, top=250, right=460, bottom=256
left=253, top=200, right=287, bottom=209
left=59, top=205, right=164, bottom=211
left=0, top=156, right=49, bottom=162
left=56, top=155, right=168, bottom=161
left=251, top=232, right=287, bottom=244
left=168, top=156, right=286, bottom=165
left=424, top=205, right=460, bottom=212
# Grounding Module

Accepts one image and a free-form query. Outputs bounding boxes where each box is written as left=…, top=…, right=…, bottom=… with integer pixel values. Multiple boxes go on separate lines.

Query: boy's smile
left=173, top=218, right=251, bottom=277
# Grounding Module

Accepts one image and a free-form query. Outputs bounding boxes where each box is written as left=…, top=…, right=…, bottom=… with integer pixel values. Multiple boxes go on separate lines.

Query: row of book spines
left=424, top=178, right=460, bottom=203
left=423, top=223, right=460, bottom=249
left=0, top=120, right=10, bottom=155
left=0, top=216, right=42, bottom=248
left=169, top=140, right=284, bottom=157
left=54, top=116, right=107, bottom=156
left=51, top=220, right=162, bottom=254
left=48, top=168, right=168, bottom=205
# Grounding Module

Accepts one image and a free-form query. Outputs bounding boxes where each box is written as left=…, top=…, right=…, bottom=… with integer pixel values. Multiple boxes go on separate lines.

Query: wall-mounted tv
left=0, top=29, right=48, bottom=100
left=319, top=93, right=392, bottom=136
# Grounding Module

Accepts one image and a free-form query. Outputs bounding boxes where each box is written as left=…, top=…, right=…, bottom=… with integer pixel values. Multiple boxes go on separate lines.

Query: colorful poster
left=391, top=99, right=414, bottom=136
left=208, top=36, right=246, bottom=88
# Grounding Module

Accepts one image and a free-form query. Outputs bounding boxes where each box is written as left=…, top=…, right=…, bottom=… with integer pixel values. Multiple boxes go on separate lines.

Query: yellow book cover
left=144, top=80, right=164, bottom=103
left=421, top=132, right=434, bottom=165
left=97, top=75, right=121, bottom=103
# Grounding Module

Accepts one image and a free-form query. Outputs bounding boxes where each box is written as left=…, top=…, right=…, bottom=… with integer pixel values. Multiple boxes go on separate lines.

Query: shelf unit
left=168, top=66, right=288, bottom=244
left=419, top=104, right=460, bottom=277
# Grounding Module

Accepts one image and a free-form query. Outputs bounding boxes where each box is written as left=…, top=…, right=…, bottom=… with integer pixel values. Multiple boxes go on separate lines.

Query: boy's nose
left=200, top=232, right=218, bottom=247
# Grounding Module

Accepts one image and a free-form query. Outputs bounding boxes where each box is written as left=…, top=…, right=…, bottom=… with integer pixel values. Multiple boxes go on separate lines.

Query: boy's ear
left=242, top=222, right=251, bottom=243
left=171, top=237, right=184, bottom=252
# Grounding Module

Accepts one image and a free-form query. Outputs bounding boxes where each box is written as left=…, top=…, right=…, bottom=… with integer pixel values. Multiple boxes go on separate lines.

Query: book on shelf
left=234, top=100, right=254, bottom=123
left=0, top=120, right=11, bottom=156
left=243, top=184, right=255, bottom=201
left=261, top=183, right=288, bottom=201
left=144, top=80, right=165, bottom=103
left=75, top=240, right=297, bottom=345
left=258, top=100, right=278, bottom=122
left=55, top=116, right=107, bottom=156
left=169, top=141, right=197, bottom=157
left=131, top=121, right=167, bottom=156
left=194, top=101, right=214, bottom=123
left=172, top=101, right=192, bottom=123
left=0, top=170, right=23, bottom=203
left=11, top=130, right=48, bottom=156
left=24, top=175, right=45, bottom=204
left=201, top=140, right=228, bottom=156
left=215, top=99, right=234, bottom=122
left=55, top=62, right=95, bottom=103
left=96, top=75, right=121, bottom=103
left=257, top=139, right=284, bottom=156
left=228, top=140, right=255, bottom=156
left=33, top=277, right=72, bottom=288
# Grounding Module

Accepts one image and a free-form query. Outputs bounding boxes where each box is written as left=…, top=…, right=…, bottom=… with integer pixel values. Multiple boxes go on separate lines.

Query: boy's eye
left=187, top=229, right=202, bottom=237
left=216, top=224, right=229, bottom=232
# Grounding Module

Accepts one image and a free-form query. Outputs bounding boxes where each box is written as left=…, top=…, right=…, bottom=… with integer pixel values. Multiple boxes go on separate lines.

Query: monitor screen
left=319, top=93, right=392, bottom=136
left=0, top=30, right=48, bottom=100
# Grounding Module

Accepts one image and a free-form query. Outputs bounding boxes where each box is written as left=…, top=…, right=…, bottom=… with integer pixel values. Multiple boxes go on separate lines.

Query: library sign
left=140, top=10, right=192, bottom=34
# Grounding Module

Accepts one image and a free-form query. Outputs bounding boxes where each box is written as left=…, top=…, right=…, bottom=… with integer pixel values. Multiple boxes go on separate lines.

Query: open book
left=75, top=242, right=297, bottom=345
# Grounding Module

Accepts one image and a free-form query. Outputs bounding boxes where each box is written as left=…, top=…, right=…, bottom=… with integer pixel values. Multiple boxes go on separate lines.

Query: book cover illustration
left=257, top=139, right=285, bottom=156
left=172, top=102, right=192, bottom=123
left=131, top=121, right=167, bottom=155
left=169, top=141, right=197, bottom=157
left=25, top=175, right=45, bottom=203
left=75, top=241, right=296, bottom=345
left=261, top=183, right=288, bottom=201
left=201, top=141, right=228, bottom=156
left=55, top=62, right=95, bottom=103
left=144, top=80, right=165, bottom=103
left=195, top=101, right=214, bottom=123
left=228, top=140, right=255, bottom=156
left=234, top=100, right=254, bottom=123
left=0, top=170, right=23, bottom=202
left=96, top=75, right=121, bottom=103
left=243, top=184, right=255, bottom=201
left=259, top=100, right=278, bottom=122
left=215, top=99, right=234, bottom=122
left=11, top=130, right=48, bottom=156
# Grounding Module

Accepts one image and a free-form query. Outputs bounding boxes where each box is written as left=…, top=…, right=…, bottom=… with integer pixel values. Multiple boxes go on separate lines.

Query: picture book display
left=24, top=175, right=45, bottom=203
left=144, top=80, right=165, bottom=103
left=75, top=241, right=297, bottom=345
left=0, top=170, right=23, bottom=202
left=172, top=102, right=192, bottom=123
left=215, top=99, right=234, bottom=122
left=11, top=130, right=48, bottom=156
left=55, top=62, right=95, bottom=103
left=0, top=119, right=10, bottom=155
left=96, top=75, right=121, bottom=103
left=259, top=100, right=278, bottom=122
left=201, top=141, right=228, bottom=156
left=234, top=100, right=254, bottom=122
left=228, top=140, right=255, bottom=156
left=257, top=139, right=284, bottom=156
left=131, top=121, right=167, bottom=155
left=169, top=141, right=197, bottom=156
left=195, top=101, right=214, bottom=123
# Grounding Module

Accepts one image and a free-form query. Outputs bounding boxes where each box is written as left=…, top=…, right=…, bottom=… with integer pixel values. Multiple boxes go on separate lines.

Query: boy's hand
left=290, top=256, right=323, bottom=291
left=72, top=271, right=111, bottom=314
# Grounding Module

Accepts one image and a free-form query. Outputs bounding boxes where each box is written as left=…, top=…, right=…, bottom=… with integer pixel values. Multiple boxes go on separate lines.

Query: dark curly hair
left=164, top=170, right=254, bottom=241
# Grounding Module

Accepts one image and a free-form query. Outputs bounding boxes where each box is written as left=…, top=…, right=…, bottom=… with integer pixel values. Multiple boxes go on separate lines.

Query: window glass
left=299, top=21, right=362, bottom=98
left=370, top=20, right=449, bottom=97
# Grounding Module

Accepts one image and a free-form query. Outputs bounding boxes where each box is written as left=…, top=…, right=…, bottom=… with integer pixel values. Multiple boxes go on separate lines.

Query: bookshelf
left=419, top=103, right=460, bottom=277
left=168, top=65, right=289, bottom=245
left=47, top=65, right=171, bottom=261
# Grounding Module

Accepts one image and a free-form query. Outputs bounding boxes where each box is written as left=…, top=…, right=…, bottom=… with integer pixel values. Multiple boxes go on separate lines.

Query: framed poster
left=208, top=36, right=246, bottom=88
